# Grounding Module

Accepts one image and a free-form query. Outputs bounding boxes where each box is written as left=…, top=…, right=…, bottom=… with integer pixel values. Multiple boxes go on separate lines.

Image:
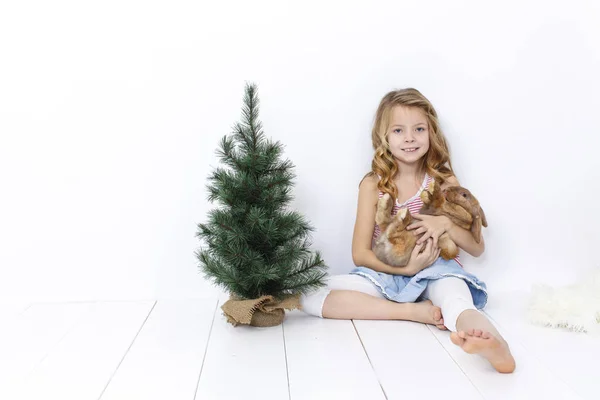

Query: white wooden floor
left=0, top=291, right=597, bottom=400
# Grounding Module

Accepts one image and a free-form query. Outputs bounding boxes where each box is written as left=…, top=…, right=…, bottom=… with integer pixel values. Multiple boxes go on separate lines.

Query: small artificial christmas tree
left=196, top=83, right=328, bottom=327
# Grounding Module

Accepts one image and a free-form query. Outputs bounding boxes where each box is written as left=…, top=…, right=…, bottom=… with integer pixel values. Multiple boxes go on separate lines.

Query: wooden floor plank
left=99, top=299, right=218, bottom=400
left=0, top=303, right=92, bottom=396
left=354, top=319, right=482, bottom=399
left=195, top=299, right=289, bottom=400
left=284, top=311, right=386, bottom=400
left=11, top=301, right=155, bottom=400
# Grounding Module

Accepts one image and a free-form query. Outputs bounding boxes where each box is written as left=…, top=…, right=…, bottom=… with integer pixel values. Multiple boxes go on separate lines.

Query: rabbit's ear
left=471, top=217, right=483, bottom=243
left=479, top=205, right=488, bottom=227
left=420, top=189, right=431, bottom=204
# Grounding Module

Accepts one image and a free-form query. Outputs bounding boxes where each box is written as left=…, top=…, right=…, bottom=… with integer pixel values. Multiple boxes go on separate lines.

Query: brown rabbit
left=373, top=193, right=417, bottom=267
left=373, top=179, right=487, bottom=267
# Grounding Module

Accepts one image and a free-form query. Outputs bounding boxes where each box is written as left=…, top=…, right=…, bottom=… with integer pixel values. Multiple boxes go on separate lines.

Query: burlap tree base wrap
left=221, top=294, right=302, bottom=327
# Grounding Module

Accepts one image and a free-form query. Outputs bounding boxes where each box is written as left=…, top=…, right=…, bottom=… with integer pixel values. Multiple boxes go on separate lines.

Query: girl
left=300, top=88, right=516, bottom=374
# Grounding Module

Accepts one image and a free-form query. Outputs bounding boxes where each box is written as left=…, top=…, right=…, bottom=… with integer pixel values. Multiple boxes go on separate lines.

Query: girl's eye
left=393, top=128, right=402, bottom=134
left=416, top=127, right=425, bottom=132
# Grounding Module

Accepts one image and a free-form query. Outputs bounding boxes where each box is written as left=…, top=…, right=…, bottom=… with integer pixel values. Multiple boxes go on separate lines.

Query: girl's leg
left=300, top=275, right=446, bottom=327
left=423, top=277, right=516, bottom=373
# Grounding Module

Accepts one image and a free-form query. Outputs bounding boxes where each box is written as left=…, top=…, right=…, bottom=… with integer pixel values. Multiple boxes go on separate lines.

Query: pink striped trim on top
left=372, top=173, right=462, bottom=266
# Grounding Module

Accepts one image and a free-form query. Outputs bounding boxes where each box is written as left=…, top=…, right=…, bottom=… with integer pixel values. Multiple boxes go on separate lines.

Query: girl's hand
left=406, top=238, right=441, bottom=275
left=407, top=214, right=451, bottom=249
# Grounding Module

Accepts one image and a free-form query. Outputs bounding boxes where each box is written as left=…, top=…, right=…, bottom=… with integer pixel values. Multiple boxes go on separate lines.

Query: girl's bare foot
left=412, top=300, right=447, bottom=330
left=450, top=329, right=516, bottom=373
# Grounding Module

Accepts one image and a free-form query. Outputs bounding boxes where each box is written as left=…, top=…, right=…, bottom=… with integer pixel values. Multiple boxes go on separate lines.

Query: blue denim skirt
left=350, top=257, right=488, bottom=309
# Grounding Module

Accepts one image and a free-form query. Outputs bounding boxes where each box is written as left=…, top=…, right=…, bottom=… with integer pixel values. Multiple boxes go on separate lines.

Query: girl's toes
left=482, top=331, right=492, bottom=339
left=474, top=329, right=483, bottom=337
left=450, top=332, right=464, bottom=346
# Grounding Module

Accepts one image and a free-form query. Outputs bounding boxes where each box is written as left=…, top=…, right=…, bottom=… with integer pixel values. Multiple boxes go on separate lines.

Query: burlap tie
left=221, top=294, right=302, bottom=327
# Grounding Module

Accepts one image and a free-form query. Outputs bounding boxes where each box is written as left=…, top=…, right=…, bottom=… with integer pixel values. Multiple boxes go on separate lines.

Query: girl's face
left=387, top=106, right=430, bottom=166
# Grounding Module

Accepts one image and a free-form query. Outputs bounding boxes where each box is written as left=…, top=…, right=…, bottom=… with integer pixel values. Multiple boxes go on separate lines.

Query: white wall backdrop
left=1, top=0, right=598, bottom=302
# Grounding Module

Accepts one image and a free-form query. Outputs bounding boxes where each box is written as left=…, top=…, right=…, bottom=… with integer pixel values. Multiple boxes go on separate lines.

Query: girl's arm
left=440, top=176, right=485, bottom=257
left=351, top=175, right=416, bottom=276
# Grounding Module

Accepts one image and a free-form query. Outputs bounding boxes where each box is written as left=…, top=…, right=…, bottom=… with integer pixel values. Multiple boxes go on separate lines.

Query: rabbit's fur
left=373, top=179, right=487, bottom=267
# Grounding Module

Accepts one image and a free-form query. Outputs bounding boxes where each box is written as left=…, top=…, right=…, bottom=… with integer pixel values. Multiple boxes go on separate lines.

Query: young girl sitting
left=300, top=88, right=516, bottom=373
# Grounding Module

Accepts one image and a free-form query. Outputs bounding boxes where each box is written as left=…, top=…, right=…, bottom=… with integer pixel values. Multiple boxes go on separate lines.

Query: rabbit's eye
left=462, top=193, right=467, bottom=198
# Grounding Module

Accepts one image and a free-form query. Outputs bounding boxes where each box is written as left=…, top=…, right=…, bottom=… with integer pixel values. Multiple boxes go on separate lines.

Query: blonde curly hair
left=363, top=88, right=455, bottom=201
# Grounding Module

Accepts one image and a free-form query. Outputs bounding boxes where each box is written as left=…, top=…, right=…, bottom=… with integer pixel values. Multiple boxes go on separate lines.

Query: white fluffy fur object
left=528, top=269, right=600, bottom=334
